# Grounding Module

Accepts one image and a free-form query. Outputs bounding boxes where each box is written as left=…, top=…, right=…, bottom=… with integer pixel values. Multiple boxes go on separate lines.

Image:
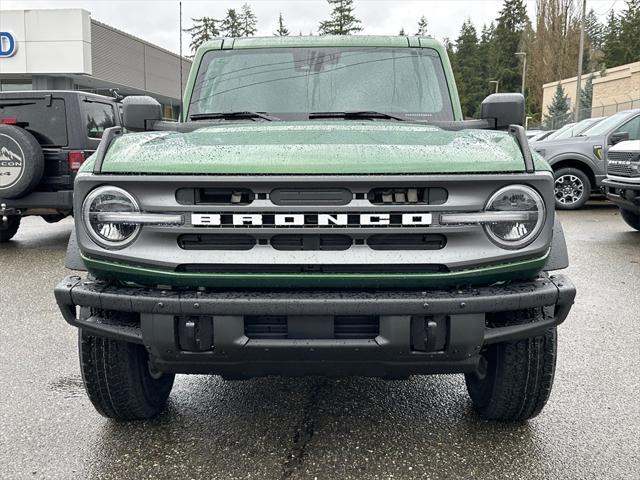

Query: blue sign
left=0, top=32, right=16, bottom=58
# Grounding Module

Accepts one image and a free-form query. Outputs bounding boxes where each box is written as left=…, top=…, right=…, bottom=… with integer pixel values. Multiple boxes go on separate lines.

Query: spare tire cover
left=0, top=125, right=44, bottom=199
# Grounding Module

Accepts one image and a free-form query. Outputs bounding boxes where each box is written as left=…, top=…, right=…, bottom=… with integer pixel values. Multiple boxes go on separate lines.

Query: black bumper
left=0, top=190, right=73, bottom=212
left=55, top=274, right=575, bottom=377
left=603, top=178, right=640, bottom=214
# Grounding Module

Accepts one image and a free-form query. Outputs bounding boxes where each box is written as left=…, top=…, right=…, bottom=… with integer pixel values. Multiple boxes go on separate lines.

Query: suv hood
left=93, top=121, right=543, bottom=174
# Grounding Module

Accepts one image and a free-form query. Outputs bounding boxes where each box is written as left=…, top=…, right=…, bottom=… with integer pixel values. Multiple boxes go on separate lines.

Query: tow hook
left=1, top=203, right=16, bottom=227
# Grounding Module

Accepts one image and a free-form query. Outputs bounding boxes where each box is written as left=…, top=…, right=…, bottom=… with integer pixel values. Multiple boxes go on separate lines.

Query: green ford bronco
left=55, top=36, right=576, bottom=422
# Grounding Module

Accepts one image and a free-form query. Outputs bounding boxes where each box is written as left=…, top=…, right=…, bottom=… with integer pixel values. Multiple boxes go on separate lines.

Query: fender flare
left=64, top=226, right=87, bottom=271
left=547, top=152, right=599, bottom=176
left=544, top=217, right=569, bottom=271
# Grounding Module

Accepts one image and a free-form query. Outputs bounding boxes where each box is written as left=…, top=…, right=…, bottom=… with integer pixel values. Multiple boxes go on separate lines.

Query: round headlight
left=82, top=186, right=140, bottom=248
left=484, top=185, right=545, bottom=249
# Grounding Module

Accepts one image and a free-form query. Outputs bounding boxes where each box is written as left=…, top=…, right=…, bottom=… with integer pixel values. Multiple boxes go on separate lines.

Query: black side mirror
left=609, top=131, right=629, bottom=146
left=480, top=93, right=525, bottom=130
left=122, top=96, right=162, bottom=132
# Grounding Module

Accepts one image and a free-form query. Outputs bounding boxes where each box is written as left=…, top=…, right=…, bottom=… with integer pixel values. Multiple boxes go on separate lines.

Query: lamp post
left=489, top=80, right=499, bottom=93
left=575, top=0, right=587, bottom=121
left=515, top=52, right=526, bottom=95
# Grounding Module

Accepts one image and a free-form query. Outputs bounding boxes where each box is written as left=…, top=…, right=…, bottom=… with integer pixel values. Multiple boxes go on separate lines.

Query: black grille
left=368, top=187, right=448, bottom=205
left=367, top=234, right=446, bottom=250
left=244, top=315, right=379, bottom=340
left=609, top=151, right=639, bottom=162
left=176, top=187, right=255, bottom=205
left=270, top=188, right=352, bottom=205
left=245, top=316, right=287, bottom=339
left=607, top=151, right=640, bottom=177
left=334, top=316, right=379, bottom=339
left=271, top=234, right=352, bottom=251
left=178, top=234, right=256, bottom=250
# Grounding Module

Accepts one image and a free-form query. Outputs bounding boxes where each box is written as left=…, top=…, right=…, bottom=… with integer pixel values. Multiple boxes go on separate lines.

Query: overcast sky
left=4, top=0, right=623, bottom=55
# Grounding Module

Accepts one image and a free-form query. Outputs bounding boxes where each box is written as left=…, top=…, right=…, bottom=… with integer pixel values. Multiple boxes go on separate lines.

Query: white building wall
left=0, top=9, right=91, bottom=74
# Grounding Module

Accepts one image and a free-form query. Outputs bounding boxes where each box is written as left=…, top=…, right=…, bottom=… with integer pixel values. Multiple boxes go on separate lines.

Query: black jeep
left=0, top=91, right=121, bottom=242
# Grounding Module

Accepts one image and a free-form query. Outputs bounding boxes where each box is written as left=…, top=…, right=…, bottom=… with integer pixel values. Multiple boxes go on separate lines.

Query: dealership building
left=0, top=8, right=191, bottom=119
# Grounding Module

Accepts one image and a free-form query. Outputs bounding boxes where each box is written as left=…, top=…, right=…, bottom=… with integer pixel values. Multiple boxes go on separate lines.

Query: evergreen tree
left=399, top=27, right=407, bottom=36
left=416, top=15, right=428, bottom=36
left=493, top=0, right=529, bottom=94
left=602, top=10, right=624, bottom=67
left=221, top=9, right=243, bottom=37
left=452, top=20, right=485, bottom=118
left=318, top=0, right=363, bottom=35
left=585, top=9, right=604, bottom=50
left=184, top=17, right=219, bottom=54
left=545, top=83, right=571, bottom=129
left=239, top=4, right=258, bottom=37
left=274, top=12, right=290, bottom=36
left=478, top=22, right=497, bottom=101
left=584, top=9, right=604, bottom=72
left=578, top=75, right=593, bottom=120
left=618, top=0, right=640, bottom=64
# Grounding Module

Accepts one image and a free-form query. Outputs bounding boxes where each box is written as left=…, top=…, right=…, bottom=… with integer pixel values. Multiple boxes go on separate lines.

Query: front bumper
left=55, top=274, right=575, bottom=377
left=603, top=178, right=640, bottom=214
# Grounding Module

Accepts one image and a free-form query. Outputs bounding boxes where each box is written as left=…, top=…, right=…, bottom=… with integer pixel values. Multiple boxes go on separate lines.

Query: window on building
left=0, top=80, right=32, bottom=92
left=83, top=101, right=116, bottom=139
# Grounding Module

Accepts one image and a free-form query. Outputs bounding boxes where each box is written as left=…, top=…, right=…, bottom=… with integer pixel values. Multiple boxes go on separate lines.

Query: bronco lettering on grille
left=191, top=213, right=433, bottom=227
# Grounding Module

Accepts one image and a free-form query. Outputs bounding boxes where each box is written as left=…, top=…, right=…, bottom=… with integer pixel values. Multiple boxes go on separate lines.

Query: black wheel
left=553, top=167, right=591, bottom=210
left=0, top=215, right=20, bottom=242
left=0, top=124, right=44, bottom=199
left=465, top=309, right=557, bottom=421
left=620, top=208, right=640, bottom=231
left=79, top=324, right=174, bottom=421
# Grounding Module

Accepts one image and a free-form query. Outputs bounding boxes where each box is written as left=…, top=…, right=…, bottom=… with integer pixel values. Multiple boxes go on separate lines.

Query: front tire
left=0, top=215, right=20, bottom=242
left=465, top=309, right=557, bottom=421
left=79, top=328, right=174, bottom=421
left=554, top=167, right=591, bottom=210
left=620, top=208, right=640, bottom=231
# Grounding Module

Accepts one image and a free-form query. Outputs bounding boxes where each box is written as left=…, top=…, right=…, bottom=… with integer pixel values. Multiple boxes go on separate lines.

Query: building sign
left=0, top=32, right=17, bottom=57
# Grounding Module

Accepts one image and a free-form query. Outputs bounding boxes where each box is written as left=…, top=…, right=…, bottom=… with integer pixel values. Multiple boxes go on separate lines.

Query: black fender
left=64, top=226, right=87, bottom=271
left=544, top=217, right=569, bottom=271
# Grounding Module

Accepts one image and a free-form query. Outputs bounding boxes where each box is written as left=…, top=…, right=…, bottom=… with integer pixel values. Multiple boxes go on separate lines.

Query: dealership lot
left=1, top=204, right=638, bottom=479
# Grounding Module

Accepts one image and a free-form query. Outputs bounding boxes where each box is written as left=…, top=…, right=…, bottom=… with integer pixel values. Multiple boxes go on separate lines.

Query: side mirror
left=480, top=93, right=525, bottom=130
left=122, top=96, right=162, bottom=132
left=609, top=131, right=629, bottom=146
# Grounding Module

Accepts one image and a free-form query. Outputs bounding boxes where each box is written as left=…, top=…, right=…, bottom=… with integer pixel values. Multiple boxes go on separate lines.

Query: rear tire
left=465, top=309, right=557, bottom=421
left=554, top=167, right=591, bottom=210
left=79, top=326, right=174, bottom=421
left=0, top=124, right=44, bottom=199
left=620, top=208, right=640, bottom=231
left=0, top=215, right=20, bottom=242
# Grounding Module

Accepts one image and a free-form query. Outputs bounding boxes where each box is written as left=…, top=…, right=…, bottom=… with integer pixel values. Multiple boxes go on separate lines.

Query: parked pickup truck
left=0, top=91, right=121, bottom=242
left=54, top=36, right=576, bottom=422
left=531, top=108, right=640, bottom=210
left=603, top=140, right=640, bottom=230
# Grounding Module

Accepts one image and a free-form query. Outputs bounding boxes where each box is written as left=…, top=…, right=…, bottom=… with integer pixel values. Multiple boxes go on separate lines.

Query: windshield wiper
left=308, top=111, right=408, bottom=121
left=190, top=111, right=279, bottom=121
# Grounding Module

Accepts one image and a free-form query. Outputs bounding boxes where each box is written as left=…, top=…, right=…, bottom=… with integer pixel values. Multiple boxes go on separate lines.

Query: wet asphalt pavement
left=1, top=203, right=638, bottom=479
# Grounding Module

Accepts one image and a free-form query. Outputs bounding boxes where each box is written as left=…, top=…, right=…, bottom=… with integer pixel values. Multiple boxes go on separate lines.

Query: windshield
left=580, top=111, right=634, bottom=137
left=188, top=47, right=454, bottom=121
left=550, top=117, right=603, bottom=140
left=545, top=123, right=575, bottom=141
